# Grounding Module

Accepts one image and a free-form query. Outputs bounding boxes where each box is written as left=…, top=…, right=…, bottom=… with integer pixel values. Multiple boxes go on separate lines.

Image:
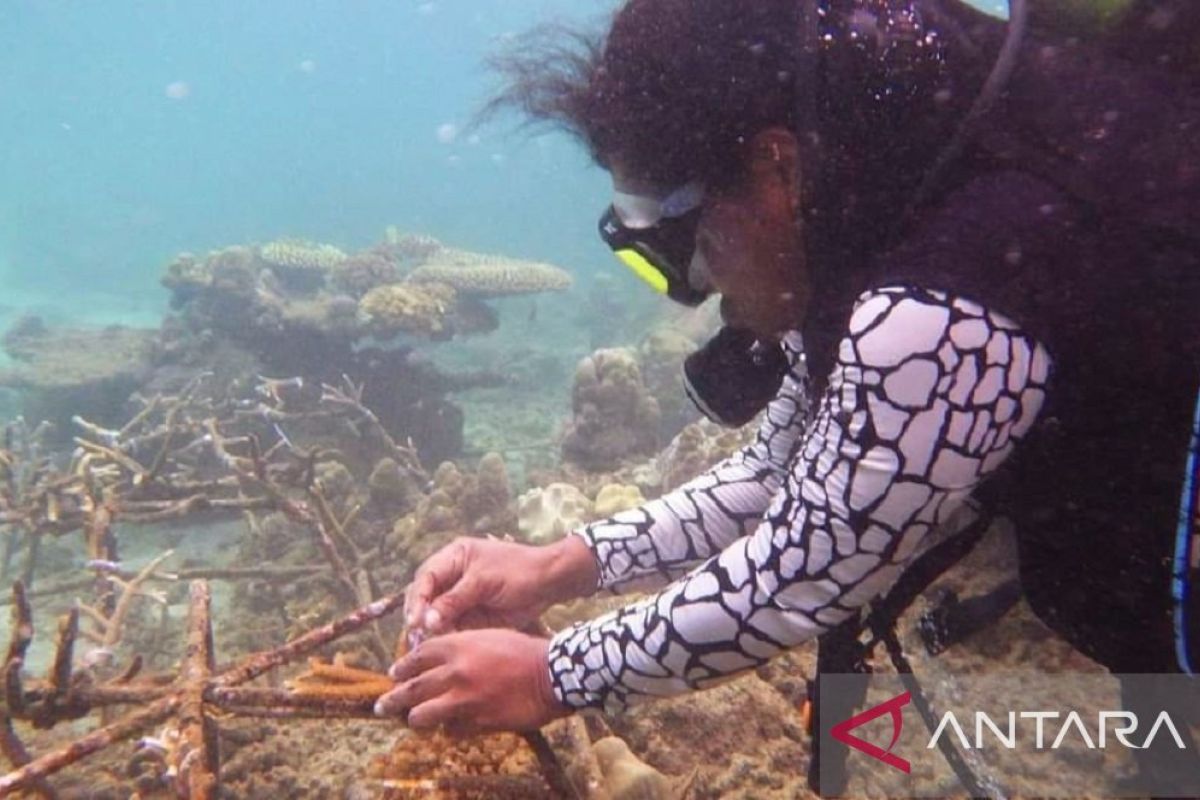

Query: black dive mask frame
left=598, top=204, right=709, bottom=307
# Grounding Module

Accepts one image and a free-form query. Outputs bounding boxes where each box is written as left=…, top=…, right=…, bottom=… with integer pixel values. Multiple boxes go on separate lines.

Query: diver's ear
left=747, top=127, right=802, bottom=218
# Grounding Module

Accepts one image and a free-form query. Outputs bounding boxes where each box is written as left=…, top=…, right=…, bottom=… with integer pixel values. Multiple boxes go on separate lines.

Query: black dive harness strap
left=807, top=509, right=996, bottom=798
left=1173, top=380, right=1200, bottom=675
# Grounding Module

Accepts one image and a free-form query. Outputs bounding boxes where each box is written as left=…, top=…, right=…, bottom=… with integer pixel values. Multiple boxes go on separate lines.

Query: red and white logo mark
left=831, top=691, right=912, bottom=773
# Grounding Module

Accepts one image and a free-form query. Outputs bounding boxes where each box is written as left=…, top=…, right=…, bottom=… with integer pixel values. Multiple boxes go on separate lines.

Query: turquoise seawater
left=0, top=0, right=619, bottom=336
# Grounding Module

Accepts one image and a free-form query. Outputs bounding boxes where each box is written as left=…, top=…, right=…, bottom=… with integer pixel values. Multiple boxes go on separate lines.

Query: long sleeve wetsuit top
left=548, top=281, right=1051, bottom=712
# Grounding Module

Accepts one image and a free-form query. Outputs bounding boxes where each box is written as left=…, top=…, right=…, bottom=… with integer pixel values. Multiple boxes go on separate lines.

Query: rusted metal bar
left=206, top=687, right=379, bottom=717
left=0, top=694, right=181, bottom=796
left=215, top=592, right=405, bottom=688
left=0, top=565, right=328, bottom=607
left=179, top=581, right=217, bottom=800
left=47, top=609, right=78, bottom=698
left=5, top=584, right=33, bottom=664
left=0, top=714, right=57, bottom=800
left=521, top=730, right=583, bottom=800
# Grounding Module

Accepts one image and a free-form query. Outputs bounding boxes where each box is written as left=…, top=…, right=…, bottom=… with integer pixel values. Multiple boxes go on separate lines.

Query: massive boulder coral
left=388, top=454, right=517, bottom=564
left=637, top=327, right=702, bottom=441
left=562, top=348, right=661, bottom=471
left=657, top=417, right=757, bottom=492
left=517, top=482, right=594, bottom=544
left=408, top=249, right=572, bottom=297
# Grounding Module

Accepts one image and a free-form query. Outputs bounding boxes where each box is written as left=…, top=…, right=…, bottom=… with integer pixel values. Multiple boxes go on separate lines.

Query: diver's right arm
left=574, top=332, right=809, bottom=592
left=405, top=334, right=808, bottom=634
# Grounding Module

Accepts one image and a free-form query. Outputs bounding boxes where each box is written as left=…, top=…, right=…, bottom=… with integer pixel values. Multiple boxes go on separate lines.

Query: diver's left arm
left=548, top=286, right=1052, bottom=712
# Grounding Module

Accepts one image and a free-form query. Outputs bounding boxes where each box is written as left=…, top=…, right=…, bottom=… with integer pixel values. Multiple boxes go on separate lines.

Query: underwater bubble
left=298, top=59, right=317, bottom=74
left=490, top=153, right=506, bottom=165
left=435, top=123, right=458, bottom=144
left=164, top=81, right=190, bottom=100
left=467, top=133, right=481, bottom=146
left=447, top=155, right=462, bottom=167
left=164, top=82, right=191, bottom=100
left=417, top=2, right=436, bottom=15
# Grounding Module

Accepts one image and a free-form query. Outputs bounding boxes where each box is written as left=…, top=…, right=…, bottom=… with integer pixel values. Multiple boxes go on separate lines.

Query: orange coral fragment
left=285, top=655, right=393, bottom=701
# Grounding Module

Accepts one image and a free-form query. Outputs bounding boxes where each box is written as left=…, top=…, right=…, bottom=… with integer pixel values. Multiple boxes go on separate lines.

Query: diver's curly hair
left=482, top=0, right=801, bottom=188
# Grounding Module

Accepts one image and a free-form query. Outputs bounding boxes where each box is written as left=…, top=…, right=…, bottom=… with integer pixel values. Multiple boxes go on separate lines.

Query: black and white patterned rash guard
left=548, top=284, right=1051, bottom=713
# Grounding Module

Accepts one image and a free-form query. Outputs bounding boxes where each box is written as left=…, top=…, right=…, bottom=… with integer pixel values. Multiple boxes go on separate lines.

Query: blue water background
left=0, top=0, right=1005, bottom=334
left=0, top=0, right=622, bottom=335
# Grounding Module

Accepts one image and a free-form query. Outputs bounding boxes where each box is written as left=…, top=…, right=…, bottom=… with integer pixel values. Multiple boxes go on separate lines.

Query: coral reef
left=562, top=349, right=661, bottom=472
left=517, top=483, right=594, bottom=544
left=156, top=233, right=561, bottom=466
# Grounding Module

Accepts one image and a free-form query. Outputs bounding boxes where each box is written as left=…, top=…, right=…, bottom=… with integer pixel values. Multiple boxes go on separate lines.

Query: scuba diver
left=376, top=0, right=1200, bottom=792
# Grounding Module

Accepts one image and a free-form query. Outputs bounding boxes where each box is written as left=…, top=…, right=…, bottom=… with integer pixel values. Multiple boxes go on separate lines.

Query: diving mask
left=599, top=181, right=710, bottom=307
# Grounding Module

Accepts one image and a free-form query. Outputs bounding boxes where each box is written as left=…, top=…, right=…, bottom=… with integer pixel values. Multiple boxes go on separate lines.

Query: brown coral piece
left=408, top=249, right=571, bottom=297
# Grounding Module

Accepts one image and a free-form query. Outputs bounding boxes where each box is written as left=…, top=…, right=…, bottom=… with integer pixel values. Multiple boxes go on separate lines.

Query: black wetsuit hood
left=798, top=0, right=1002, bottom=268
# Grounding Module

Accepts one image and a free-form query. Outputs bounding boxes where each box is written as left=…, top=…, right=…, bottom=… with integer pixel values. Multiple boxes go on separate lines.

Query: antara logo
left=831, top=691, right=913, bottom=773
left=830, top=691, right=1189, bottom=775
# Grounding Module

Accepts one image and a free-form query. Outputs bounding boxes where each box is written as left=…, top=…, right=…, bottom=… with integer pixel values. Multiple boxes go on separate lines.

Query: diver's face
left=608, top=130, right=808, bottom=340
left=693, top=170, right=808, bottom=338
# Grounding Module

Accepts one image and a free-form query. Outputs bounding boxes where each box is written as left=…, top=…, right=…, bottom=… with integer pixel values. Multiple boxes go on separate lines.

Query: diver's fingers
left=406, top=696, right=464, bottom=733
left=374, top=666, right=452, bottom=717
left=424, top=575, right=485, bottom=633
left=387, top=636, right=450, bottom=682
left=403, top=572, right=435, bottom=629
left=405, top=540, right=473, bottom=631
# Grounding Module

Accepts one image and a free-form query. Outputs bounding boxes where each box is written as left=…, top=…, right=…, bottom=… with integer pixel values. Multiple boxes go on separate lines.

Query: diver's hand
left=374, top=629, right=568, bottom=735
left=403, top=535, right=598, bottom=636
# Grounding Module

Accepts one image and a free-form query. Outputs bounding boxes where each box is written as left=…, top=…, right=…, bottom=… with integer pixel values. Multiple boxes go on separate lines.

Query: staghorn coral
left=359, top=282, right=457, bottom=337
left=562, top=348, right=661, bottom=471
left=285, top=654, right=393, bottom=701
left=408, top=250, right=572, bottom=297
